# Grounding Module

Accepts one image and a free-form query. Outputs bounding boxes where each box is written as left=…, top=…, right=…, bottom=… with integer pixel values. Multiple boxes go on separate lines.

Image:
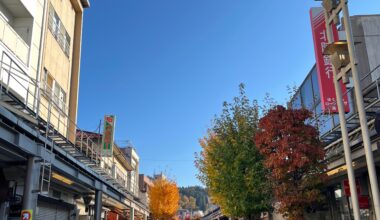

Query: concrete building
left=290, top=14, right=380, bottom=219
left=138, top=174, right=153, bottom=209
left=0, top=0, right=150, bottom=220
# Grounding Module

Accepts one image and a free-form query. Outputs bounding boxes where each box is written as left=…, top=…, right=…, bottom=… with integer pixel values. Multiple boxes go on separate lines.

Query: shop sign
left=20, top=209, right=33, bottom=220
left=310, top=7, right=350, bottom=114
left=359, top=196, right=370, bottom=209
left=101, top=115, right=115, bottom=157
left=343, top=178, right=361, bottom=196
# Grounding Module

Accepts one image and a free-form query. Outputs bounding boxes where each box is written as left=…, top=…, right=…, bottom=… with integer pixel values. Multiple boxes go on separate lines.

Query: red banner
left=310, top=8, right=350, bottom=113
left=343, top=178, right=361, bottom=197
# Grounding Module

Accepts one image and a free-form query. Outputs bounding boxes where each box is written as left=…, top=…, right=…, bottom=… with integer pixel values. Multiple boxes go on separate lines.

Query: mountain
left=179, top=186, right=208, bottom=211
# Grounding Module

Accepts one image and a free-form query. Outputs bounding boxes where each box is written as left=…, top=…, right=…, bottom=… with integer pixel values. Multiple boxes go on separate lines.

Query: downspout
left=34, top=0, right=49, bottom=117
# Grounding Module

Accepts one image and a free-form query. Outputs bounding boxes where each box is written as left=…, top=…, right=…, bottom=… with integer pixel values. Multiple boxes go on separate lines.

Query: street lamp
left=324, top=42, right=350, bottom=70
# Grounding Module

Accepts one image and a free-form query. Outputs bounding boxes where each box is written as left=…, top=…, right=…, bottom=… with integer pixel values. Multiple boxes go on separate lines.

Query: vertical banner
left=310, top=7, right=350, bottom=114
left=102, top=115, right=115, bottom=157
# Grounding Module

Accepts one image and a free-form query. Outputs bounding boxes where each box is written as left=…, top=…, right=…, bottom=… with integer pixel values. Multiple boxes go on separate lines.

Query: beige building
left=0, top=0, right=87, bottom=141
left=0, top=1, right=149, bottom=220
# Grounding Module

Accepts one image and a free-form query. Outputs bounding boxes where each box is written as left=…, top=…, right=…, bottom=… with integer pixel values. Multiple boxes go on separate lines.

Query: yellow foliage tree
left=149, top=178, right=180, bottom=220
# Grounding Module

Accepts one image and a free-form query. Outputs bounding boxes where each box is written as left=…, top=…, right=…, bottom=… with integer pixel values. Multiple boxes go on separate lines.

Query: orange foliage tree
left=149, top=178, right=180, bottom=220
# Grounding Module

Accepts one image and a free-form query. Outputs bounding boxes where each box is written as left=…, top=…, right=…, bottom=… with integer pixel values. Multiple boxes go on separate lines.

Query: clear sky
left=77, top=0, right=380, bottom=186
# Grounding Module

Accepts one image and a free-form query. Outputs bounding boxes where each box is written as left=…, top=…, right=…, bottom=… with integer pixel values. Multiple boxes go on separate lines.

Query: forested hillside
left=179, top=186, right=208, bottom=211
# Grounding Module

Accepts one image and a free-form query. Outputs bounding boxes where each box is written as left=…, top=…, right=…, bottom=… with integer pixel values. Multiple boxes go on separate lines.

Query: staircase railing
left=0, top=57, right=136, bottom=198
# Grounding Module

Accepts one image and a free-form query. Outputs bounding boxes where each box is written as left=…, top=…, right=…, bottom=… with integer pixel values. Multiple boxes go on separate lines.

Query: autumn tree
left=195, top=84, right=272, bottom=219
left=149, top=178, right=180, bottom=220
left=255, top=105, right=326, bottom=220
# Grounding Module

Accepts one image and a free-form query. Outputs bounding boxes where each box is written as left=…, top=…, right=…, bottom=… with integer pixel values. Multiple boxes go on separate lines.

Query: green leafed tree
left=195, top=84, right=272, bottom=219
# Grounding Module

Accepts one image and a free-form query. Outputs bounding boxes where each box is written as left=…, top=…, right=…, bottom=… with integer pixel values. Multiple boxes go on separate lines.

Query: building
left=0, top=0, right=150, bottom=220
left=138, top=174, right=153, bottom=209
left=290, top=13, right=380, bottom=219
left=121, top=146, right=140, bottom=197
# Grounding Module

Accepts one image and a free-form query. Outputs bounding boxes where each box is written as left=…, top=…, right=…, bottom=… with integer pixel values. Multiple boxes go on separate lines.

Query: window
left=48, top=4, right=71, bottom=57
left=41, top=69, right=53, bottom=98
left=42, top=69, right=67, bottom=113
left=301, top=76, right=314, bottom=110
left=311, top=68, right=321, bottom=103
left=291, top=92, right=302, bottom=109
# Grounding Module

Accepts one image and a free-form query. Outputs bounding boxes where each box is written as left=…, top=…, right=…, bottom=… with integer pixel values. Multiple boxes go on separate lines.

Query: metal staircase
left=0, top=58, right=134, bottom=198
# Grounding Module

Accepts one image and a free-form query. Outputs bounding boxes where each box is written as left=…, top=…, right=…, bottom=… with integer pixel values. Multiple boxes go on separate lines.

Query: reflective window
left=311, top=68, right=321, bottom=104
left=292, top=92, right=302, bottom=109
left=301, top=76, right=314, bottom=110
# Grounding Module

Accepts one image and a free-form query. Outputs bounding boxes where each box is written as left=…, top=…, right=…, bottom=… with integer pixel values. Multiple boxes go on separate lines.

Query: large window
left=48, top=4, right=71, bottom=57
left=301, top=76, right=314, bottom=110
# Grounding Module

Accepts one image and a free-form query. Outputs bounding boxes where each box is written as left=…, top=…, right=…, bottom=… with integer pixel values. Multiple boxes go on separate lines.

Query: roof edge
left=81, top=0, right=90, bottom=8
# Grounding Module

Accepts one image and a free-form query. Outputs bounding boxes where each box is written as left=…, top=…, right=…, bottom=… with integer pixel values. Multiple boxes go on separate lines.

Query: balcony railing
left=0, top=15, right=29, bottom=65
left=311, top=64, right=380, bottom=160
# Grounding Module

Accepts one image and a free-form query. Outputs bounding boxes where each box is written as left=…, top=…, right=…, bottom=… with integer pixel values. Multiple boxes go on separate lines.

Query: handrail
left=0, top=56, right=140, bottom=198
left=310, top=64, right=380, bottom=140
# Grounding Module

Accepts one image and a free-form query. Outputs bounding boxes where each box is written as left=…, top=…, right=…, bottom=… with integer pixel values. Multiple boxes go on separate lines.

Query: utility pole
left=321, top=0, right=380, bottom=219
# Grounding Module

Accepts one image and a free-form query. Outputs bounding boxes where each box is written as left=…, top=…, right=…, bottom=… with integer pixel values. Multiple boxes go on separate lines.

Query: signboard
left=343, top=178, right=361, bottom=197
left=20, top=210, right=33, bottom=220
left=359, top=196, right=370, bottom=209
left=310, top=7, right=350, bottom=114
left=101, top=115, right=115, bottom=157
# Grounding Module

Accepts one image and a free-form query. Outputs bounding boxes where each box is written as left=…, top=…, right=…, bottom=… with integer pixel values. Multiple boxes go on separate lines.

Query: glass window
left=292, top=92, right=302, bottom=109
left=301, top=76, right=314, bottom=110
left=311, top=68, right=321, bottom=103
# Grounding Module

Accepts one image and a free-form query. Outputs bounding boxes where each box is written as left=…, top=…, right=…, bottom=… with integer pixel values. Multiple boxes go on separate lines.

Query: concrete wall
left=351, top=15, right=380, bottom=92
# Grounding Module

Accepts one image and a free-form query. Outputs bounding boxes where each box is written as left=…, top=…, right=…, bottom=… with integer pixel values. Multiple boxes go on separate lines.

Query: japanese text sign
left=102, top=115, right=115, bottom=157
left=310, top=7, right=350, bottom=114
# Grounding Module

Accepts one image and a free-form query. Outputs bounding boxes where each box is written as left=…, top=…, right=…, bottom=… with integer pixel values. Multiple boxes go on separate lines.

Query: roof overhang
left=81, top=0, right=90, bottom=8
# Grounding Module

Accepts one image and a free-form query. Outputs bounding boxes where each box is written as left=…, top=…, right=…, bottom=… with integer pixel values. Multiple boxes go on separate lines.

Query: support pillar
left=143, top=213, right=148, bottom=220
left=340, top=1, right=380, bottom=219
left=22, top=157, right=40, bottom=217
left=94, top=190, right=102, bottom=220
left=130, top=207, right=135, bottom=220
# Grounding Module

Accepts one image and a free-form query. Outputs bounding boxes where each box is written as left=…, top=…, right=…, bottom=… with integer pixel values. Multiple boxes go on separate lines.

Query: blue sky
left=77, top=0, right=380, bottom=186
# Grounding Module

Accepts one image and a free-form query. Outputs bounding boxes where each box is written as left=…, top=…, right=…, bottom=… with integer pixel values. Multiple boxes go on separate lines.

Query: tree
left=149, top=178, right=180, bottom=220
left=195, top=84, right=272, bottom=218
left=255, top=105, right=326, bottom=220
left=188, top=196, right=197, bottom=210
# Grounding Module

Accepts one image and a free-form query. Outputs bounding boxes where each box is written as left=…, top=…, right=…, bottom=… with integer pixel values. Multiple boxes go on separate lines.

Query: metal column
left=340, top=1, right=380, bottom=219
left=22, top=157, right=41, bottom=215
left=94, top=190, right=103, bottom=220
left=323, top=8, right=361, bottom=220
left=130, top=207, right=135, bottom=220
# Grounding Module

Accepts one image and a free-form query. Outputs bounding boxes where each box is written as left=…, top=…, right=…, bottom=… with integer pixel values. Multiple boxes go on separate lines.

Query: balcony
left=0, top=0, right=32, bottom=65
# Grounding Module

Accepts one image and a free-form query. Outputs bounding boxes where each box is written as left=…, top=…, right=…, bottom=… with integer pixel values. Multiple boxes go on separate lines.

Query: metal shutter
left=36, top=201, right=69, bottom=220
left=36, top=202, right=56, bottom=220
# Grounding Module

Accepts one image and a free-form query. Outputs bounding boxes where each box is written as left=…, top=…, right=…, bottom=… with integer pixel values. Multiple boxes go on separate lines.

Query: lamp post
left=321, top=0, right=380, bottom=219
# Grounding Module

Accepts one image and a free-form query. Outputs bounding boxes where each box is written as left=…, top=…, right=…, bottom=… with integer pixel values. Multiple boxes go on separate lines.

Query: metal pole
left=341, top=1, right=380, bottom=218
left=130, top=207, right=135, bottom=220
left=323, top=8, right=361, bottom=220
left=94, top=189, right=102, bottom=220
